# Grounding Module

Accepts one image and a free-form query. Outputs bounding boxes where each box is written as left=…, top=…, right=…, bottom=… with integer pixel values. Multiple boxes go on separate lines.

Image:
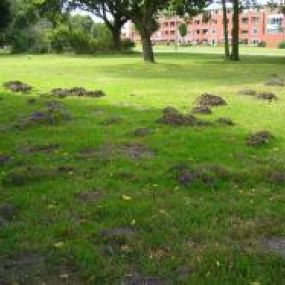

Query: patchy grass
left=1, top=51, right=285, bottom=284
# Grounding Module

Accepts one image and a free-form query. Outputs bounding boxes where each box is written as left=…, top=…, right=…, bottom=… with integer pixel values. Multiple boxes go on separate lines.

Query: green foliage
left=50, top=25, right=70, bottom=53
left=50, top=21, right=115, bottom=54
left=0, top=0, right=12, bottom=30
left=257, top=41, right=266, bottom=47
left=278, top=41, right=285, bottom=49
left=69, top=30, right=96, bottom=54
left=121, top=38, right=136, bottom=51
left=178, top=22, right=187, bottom=38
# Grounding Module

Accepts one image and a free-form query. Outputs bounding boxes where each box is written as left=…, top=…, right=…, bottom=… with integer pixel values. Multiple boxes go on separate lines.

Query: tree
left=178, top=22, right=188, bottom=41
left=128, top=0, right=170, bottom=63
left=73, top=0, right=130, bottom=51
left=128, top=0, right=208, bottom=63
left=35, top=0, right=67, bottom=28
left=221, top=0, right=230, bottom=59
left=0, top=0, right=12, bottom=31
left=230, top=0, right=240, bottom=61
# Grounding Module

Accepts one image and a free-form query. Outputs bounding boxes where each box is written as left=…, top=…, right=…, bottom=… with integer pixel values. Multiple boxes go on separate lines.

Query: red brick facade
left=127, top=5, right=285, bottom=48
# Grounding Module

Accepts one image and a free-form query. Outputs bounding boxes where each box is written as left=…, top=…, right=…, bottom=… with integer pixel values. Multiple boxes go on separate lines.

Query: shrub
left=121, top=38, right=135, bottom=51
left=69, top=30, right=95, bottom=54
left=278, top=41, right=285, bottom=49
left=258, top=41, right=266, bottom=47
left=50, top=26, right=70, bottom=53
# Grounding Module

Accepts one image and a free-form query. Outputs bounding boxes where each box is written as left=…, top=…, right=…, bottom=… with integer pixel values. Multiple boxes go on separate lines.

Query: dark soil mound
left=267, top=170, right=285, bottom=184
left=0, top=154, right=10, bottom=166
left=256, top=92, right=278, bottom=101
left=0, top=203, right=16, bottom=223
left=51, top=87, right=106, bottom=98
left=238, top=89, right=257, bottom=96
left=2, top=166, right=57, bottom=187
left=0, top=253, right=45, bottom=284
left=246, top=131, right=273, bottom=147
left=172, top=164, right=229, bottom=187
left=192, top=105, right=212, bottom=114
left=157, top=107, right=209, bottom=126
left=131, top=128, right=152, bottom=137
left=265, top=77, right=284, bottom=86
left=0, top=253, right=82, bottom=285
left=122, top=274, right=167, bottom=285
left=261, top=237, right=285, bottom=257
left=195, top=93, right=227, bottom=107
left=76, top=190, right=102, bottom=202
left=3, top=81, right=32, bottom=93
left=100, top=227, right=135, bottom=240
left=216, top=117, right=235, bottom=126
left=100, top=117, right=122, bottom=125
left=121, top=143, right=154, bottom=160
left=17, top=101, right=71, bottom=128
left=19, top=144, right=59, bottom=154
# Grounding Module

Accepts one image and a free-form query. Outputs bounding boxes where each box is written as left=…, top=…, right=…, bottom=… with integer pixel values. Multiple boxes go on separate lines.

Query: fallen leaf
left=54, top=242, right=64, bottom=248
left=122, top=195, right=132, bottom=201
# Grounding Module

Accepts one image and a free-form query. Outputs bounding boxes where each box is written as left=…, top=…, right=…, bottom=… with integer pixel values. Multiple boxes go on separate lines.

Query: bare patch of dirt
left=192, top=105, right=212, bottom=114
left=57, top=165, right=74, bottom=173
left=256, top=92, right=278, bottom=101
left=51, top=87, right=106, bottom=98
left=246, top=131, right=273, bottom=147
left=77, top=144, right=115, bottom=160
left=265, top=77, right=284, bottom=87
left=27, top=98, right=37, bottom=104
left=195, top=93, right=227, bottom=107
left=216, top=117, right=235, bottom=126
left=131, top=128, right=152, bottom=137
left=19, top=144, right=59, bottom=154
left=100, top=227, right=135, bottom=240
left=0, top=253, right=83, bottom=284
left=2, top=166, right=57, bottom=187
left=176, top=265, right=193, bottom=281
left=157, top=107, right=209, bottom=126
left=0, top=253, right=45, bottom=284
left=122, top=274, right=168, bottom=285
left=16, top=101, right=72, bottom=129
left=238, top=89, right=257, bottom=96
left=267, top=170, right=285, bottom=184
left=3, top=81, right=32, bottom=93
left=0, top=203, right=16, bottom=224
left=120, top=143, right=154, bottom=160
left=0, top=154, right=10, bottom=166
left=99, top=117, right=122, bottom=125
left=76, top=190, right=102, bottom=202
left=261, top=237, right=285, bottom=257
left=171, top=163, right=229, bottom=187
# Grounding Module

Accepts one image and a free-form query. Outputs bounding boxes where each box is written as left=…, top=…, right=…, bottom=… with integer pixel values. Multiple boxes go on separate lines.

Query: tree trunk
left=222, top=0, right=230, bottom=59
left=140, top=29, right=154, bottom=63
left=231, top=0, right=240, bottom=61
left=111, top=26, right=122, bottom=51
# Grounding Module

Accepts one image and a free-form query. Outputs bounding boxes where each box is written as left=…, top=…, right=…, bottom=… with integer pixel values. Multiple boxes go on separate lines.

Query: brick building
left=127, top=3, right=285, bottom=48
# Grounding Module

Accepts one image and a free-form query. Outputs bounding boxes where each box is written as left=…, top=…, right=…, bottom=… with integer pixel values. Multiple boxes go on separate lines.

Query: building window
left=242, top=17, right=249, bottom=24
left=251, top=17, right=259, bottom=24
left=212, top=29, right=216, bottom=34
left=241, top=30, right=248, bottom=34
left=266, top=15, right=284, bottom=34
left=253, top=27, right=258, bottom=34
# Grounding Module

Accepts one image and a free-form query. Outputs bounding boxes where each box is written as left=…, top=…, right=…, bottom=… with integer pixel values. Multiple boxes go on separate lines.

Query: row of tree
left=36, top=0, right=254, bottom=62
left=36, top=0, right=209, bottom=62
left=2, top=0, right=283, bottom=62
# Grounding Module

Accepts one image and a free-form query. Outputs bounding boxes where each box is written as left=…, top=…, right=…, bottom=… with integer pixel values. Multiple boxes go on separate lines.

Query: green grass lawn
left=1, top=51, right=285, bottom=284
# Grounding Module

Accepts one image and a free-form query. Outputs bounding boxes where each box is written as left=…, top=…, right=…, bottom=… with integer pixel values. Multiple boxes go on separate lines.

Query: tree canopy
left=0, top=0, right=12, bottom=31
